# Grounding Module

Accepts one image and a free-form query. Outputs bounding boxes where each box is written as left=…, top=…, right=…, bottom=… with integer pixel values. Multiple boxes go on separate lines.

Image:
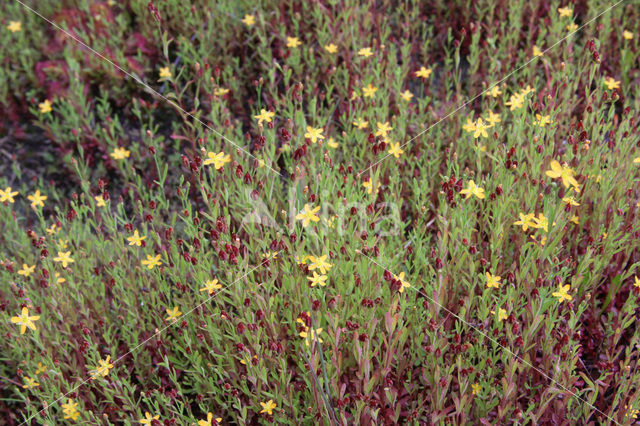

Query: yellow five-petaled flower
left=141, top=254, right=162, bottom=270
left=415, top=66, right=432, bottom=79
left=486, top=272, right=501, bottom=288
left=259, top=399, right=277, bottom=415
left=110, top=147, right=131, bottom=160
left=198, top=413, right=222, bottom=426
left=27, top=190, right=47, bottom=208
left=92, top=355, right=114, bottom=377
left=308, top=255, right=332, bottom=274
left=295, top=203, right=321, bottom=227
left=0, top=187, right=18, bottom=203
left=254, top=109, right=275, bottom=125
left=11, top=307, right=40, bottom=334
left=241, top=14, right=256, bottom=26
left=203, top=151, right=231, bottom=170
left=7, top=21, right=22, bottom=32
left=200, top=278, right=222, bottom=295
left=139, top=412, right=160, bottom=424
left=53, top=251, right=75, bottom=268
left=127, top=230, right=146, bottom=246
left=165, top=306, right=182, bottom=323
left=552, top=284, right=572, bottom=303
left=545, top=160, right=579, bottom=191
left=307, top=271, right=328, bottom=287
left=460, top=180, right=485, bottom=199
left=304, top=126, right=325, bottom=143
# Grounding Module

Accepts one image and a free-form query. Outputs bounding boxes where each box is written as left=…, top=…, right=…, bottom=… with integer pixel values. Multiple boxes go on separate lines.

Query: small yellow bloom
left=566, top=23, right=578, bottom=32
left=533, top=45, right=543, bottom=57
left=603, top=77, right=621, bottom=90
left=22, top=376, right=39, bottom=389
left=53, top=251, right=75, bottom=268
left=388, top=142, right=404, bottom=159
left=459, top=180, right=485, bottom=199
left=110, top=147, right=131, bottom=160
left=485, top=85, right=502, bottom=98
left=254, top=108, right=275, bottom=124
left=259, top=399, right=277, bottom=415
left=35, top=362, right=47, bottom=375
left=39, top=100, right=52, bottom=114
left=27, top=190, right=47, bottom=209
left=415, top=66, right=432, bottom=79
left=127, top=230, right=146, bottom=246
left=462, top=118, right=477, bottom=133
left=375, top=121, right=393, bottom=137
left=139, top=412, right=160, bottom=424
left=485, top=111, right=501, bottom=127
left=358, top=47, right=373, bottom=58
left=505, top=93, right=524, bottom=110
left=486, top=272, right=501, bottom=289
left=286, top=36, right=302, bottom=48
left=326, top=137, right=338, bottom=148
left=203, top=151, right=231, bottom=170
left=362, top=83, right=378, bottom=98
left=158, top=67, right=172, bottom=80
left=400, top=90, right=413, bottom=101
left=622, top=30, right=633, bottom=40
left=92, top=355, right=114, bottom=377
left=200, top=278, right=222, bottom=295
left=11, top=307, right=40, bottom=334
left=165, top=306, right=182, bottom=323
left=362, top=179, right=380, bottom=195
left=552, top=284, right=572, bottom=303
left=94, top=195, right=106, bottom=207
left=0, top=187, right=19, bottom=203
left=18, top=264, right=36, bottom=277
left=214, top=87, right=229, bottom=96
left=141, top=254, right=162, bottom=270
left=295, top=203, right=321, bottom=227
left=534, top=114, right=553, bottom=127
left=471, top=383, right=481, bottom=395
left=394, top=272, right=411, bottom=293
left=562, top=196, right=580, bottom=206
left=299, top=327, right=323, bottom=346
left=7, top=21, right=22, bottom=32
left=307, top=271, right=328, bottom=287
left=324, top=43, right=338, bottom=54
left=198, top=413, right=222, bottom=426
left=557, top=6, right=573, bottom=17
left=514, top=212, right=536, bottom=231
left=633, top=276, right=640, bottom=289
left=308, top=255, right=332, bottom=274
left=473, top=118, right=489, bottom=139
left=545, top=160, right=579, bottom=191
left=633, top=157, right=640, bottom=164
left=352, top=118, right=368, bottom=129
left=61, top=398, right=80, bottom=421
left=532, top=212, right=549, bottom=232
left=241, top=14, right=256, bottom=26
left=304, top=126, right=325, bottom=143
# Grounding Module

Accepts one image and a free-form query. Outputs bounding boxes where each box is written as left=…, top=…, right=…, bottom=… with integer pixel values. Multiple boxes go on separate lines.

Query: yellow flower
left=139, top=412, right=160, bottom=424
left=557, top=6, right=573, bottom=17
left=7, top=21, right=22, bottom=32
left=198, top=413, right=222, bottom=426
left=127, top=230, right=146, bottom=246
left=39, top=99, right=52, bottom=114
left=352, top=118, right=368, bottom=129
left=485, top=85, right=502, bottom=98
left=603, top=77, right=620, bottom=90
left=459, top=180, right=485, bottom=199
left=545, top=160, right=579, bottom=190
left=35, top=362, right=47, bottom=375
left=299, top=327, right=323, bottom=346
left=22, top=376, right=39, bottom=389
left=55, top=272, right=66, bottom=284
left=562, top=196, right=580, bottom=206
left=570, top=215, right=580, bottom=224
left=27, top=190, right=47, bottom=208
left=473, top=118, right=489, bottom=138
left=241, top=14, right=256, bottom=26
left=634, top=157, right=640, bottom=164
left=141, top=254, right=162, bottom=270
left=497, top=308, right=508, bottom=322
left=362, top=179, right=380, bottom=195
left=308, top=255, right=332, bottom=274
left=505, top=93, right=524, bottom=110
left=214, top=87, right=229, bottom=96
left=259, top=399, right=277, bottom=415
left=11, top=307, right=40, bottom=334
left=295, top=203, right=321, bottom=227
left=485, top=111, right=501, bottom=127
left=304, top=126, right=325, bottom=143
left=486, top=272, right=501, bottom=289
left=532, top=213, right=549, bottom=232
left=394, top=272, right=411, bottom=293
left=362, top=83, right=378, bottom=98
left=165, top=306, right=182, bottom=323
left=203, top=151, right=231, bottom=170
left=400, top=90, right=413, bottom=101
left=513, top=212, right=536, bottom=231
left=471, top=383, right=481, bottom=395
left=552, top=284, right=572, bottom=303
left=286, top=36, right=302, bottom=48
left=388, top=142, right=404, bottom=159
left=94, top=195, right=106, bottom=207
left=327, top=137, right=338, bottom=148
left=623, top=30, right=634, bottom=40
left=375, top=121, right=393, bottom=137
left=534, top=114, right=553, bottom=127
left=53, top=251, right=75, bottom=268
left=415, top=66, right=432, bottom=79
left=62, top=398, right=80, bottom=420
left=533, top=45, right=543, bottom=57
left=358, top=47, right=373, bottom=58
left=307, top=271, right=328, bottom=287
left=18, top=264, right=36, bottom=277
left=634, top=276, right=640, bottom=289
left=462, top=118, right=477, bottom=133
left=521, top=85, right=535, bottom=96
left=110, top=147, right=131, bottom=160
left=566, top=23, right=578, bottom=32
left=0, top=187, right=18, bottom=203
left=92, top=355, right=114, bottom=378
left=200, top=278, right=222, bottom=295
left=324, top=43, right=338, bottom=54
left=254, top=108, right=275, bottom=124
left=159, top=67, right=172, bottom=80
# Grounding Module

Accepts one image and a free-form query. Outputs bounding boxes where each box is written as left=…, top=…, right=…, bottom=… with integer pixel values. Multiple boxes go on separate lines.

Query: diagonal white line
left=13, top=0, right=284, bottom=178
left=19, top=258, right=268, bottom=425
left=357, top=0, right=627, bottom=177
left=355, top=249, right=622, bottom=425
